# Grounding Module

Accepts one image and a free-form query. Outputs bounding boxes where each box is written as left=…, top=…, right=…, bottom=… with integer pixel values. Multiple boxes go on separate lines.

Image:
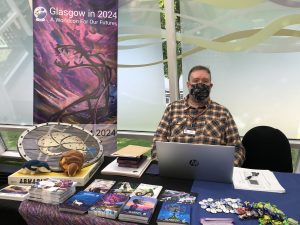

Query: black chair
left=242, top=126, right=293, bottom=172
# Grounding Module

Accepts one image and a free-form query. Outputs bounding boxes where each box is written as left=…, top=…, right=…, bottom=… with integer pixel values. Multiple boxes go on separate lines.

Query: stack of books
left=101, top=145, right=152, bottom=178
left=8, top=159, right=103, bottom=187
left=112, top=145, right=150, bottom=168
left=118, top=183, right=163, bottom=224
left=111, top=145, right=150, bottom=159
left=117, top=156, right=147, bottom=168
left=28, top=178, right=76, bottom=204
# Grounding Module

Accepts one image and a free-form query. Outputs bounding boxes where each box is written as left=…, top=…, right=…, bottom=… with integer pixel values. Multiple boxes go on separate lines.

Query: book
left=131, top=183, right=163, bottom=198
left=8, top=158, right=103, bottom=187
left=118, top=162, right=146, bottom=168
left=109, top=181, right=139, bottom=196
left=118, top=196, right=157, bottom=224
left=157, top=202, right=191, bottom=225
left=0, top=185, right=30, bottom=201
left=101, top=157, right=152, bottom=178
left=118, top=156, right=147, bottom=168
left=117, top=155, right=147, bottom=164
left=59, top=191, right=103, bottom=214
left=28, top=189, right=76, bottom=204
left=232, top=167, right=286, bottom=193
left=158, top=189, right=198, bottom=204
left=84, top=179, right=116, bottom=194
left=111, top=145, right=150, bottom=157
left=88, top=193, right=129, bottom=219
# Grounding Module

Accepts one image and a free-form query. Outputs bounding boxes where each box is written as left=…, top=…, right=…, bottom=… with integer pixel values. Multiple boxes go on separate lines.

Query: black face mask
left=190, top=83, right=210, bottom=102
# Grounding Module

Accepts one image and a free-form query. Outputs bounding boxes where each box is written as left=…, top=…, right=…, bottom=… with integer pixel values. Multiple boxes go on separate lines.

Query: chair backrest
left=242, top=126, right=293, bottom=172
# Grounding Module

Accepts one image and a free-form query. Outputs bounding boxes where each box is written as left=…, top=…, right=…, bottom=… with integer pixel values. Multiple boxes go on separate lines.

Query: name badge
left=184, top=128, right=196, bottom=135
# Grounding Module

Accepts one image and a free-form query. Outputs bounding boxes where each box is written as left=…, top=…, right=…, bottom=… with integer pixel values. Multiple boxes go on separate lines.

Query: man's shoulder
left=209, top=100, right=231, bottom=113
left=171, top=98, right=186, bottom=105
left=167, top=99, right=186, bottom=108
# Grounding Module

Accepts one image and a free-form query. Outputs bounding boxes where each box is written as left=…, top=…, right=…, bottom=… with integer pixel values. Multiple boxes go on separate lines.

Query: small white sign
left=184, top=129, right=196, bottom=135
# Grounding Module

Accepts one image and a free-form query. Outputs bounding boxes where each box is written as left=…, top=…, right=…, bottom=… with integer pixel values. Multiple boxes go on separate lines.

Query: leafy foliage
left=159, top=0, right=182, bottom=78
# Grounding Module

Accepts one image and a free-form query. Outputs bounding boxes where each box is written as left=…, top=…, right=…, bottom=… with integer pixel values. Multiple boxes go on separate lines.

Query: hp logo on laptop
left=189, top=159, right=199, bottom=167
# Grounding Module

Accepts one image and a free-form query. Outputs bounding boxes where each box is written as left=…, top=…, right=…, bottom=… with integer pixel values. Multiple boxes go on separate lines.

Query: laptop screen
left=156, top=141, right=235, bottom=183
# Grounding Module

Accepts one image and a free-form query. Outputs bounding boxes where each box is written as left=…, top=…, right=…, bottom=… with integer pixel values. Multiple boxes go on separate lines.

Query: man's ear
left=187, top=81, right=192, bottom=89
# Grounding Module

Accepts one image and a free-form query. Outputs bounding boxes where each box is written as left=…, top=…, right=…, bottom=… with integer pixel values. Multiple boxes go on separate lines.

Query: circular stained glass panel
left=18, top=122, right=103, bottom=171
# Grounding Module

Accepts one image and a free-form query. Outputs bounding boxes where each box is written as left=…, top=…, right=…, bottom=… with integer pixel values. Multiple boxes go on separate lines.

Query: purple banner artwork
left=33, top=0, right=118, bottom=154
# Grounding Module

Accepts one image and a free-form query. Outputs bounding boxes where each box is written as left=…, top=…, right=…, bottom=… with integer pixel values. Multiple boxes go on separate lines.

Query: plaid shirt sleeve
left=224, top=111, right=246, bottom=167
left=151, top=104, right=172, bottom=159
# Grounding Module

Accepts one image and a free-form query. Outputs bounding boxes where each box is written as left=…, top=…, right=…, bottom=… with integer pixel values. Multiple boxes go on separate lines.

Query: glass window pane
left=180, top=0, right=300, bottom=138
left=0, top=0, right=33, bottom=125
left=118, top=1, right=166, bottom=132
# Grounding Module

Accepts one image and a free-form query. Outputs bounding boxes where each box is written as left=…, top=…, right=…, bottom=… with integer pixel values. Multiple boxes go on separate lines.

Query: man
left=151, top=65, right=245, bottom=166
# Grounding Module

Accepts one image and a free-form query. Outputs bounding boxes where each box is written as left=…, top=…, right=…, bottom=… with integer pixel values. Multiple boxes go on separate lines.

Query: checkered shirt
left=152, top=96, right=245, bottom=167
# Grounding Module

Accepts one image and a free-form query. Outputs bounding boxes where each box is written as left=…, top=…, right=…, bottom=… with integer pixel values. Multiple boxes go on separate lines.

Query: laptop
left=156, top=141, right=235, bottom=183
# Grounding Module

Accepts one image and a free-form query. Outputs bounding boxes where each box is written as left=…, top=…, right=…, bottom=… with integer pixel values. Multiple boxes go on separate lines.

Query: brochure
left=232, top=167, right=285, bottom=193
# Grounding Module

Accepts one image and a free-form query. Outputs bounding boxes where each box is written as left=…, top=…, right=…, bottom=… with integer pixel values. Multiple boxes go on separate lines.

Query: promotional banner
left=33, top=0, right=118, bottom=154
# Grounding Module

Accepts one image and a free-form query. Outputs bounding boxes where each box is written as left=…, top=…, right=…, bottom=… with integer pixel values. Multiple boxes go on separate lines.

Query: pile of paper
left=232, top=167, right=285, bottom=193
